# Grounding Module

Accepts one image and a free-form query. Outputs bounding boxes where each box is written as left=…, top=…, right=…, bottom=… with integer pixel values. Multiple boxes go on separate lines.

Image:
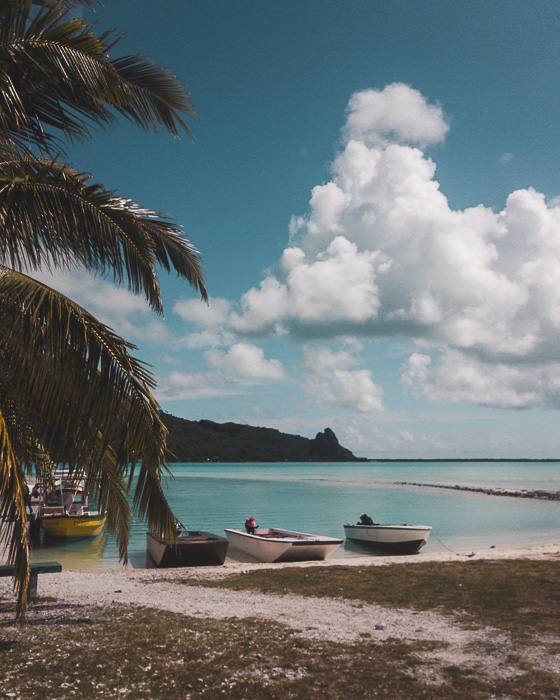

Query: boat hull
left=147, top=530, right=229, bottom=567
left=343, top=524, right=432, bottom=554
left=225, top=528, right=342, bottom=563
left=40, top=513, right=106, bottom=540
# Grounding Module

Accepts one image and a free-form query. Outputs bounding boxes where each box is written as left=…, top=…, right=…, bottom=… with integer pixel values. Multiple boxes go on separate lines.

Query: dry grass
left=1, top=559, right=560, bottom=698
left=1, top=601, right=559, bottom=699
left=169, top=559, right=560, bottom=640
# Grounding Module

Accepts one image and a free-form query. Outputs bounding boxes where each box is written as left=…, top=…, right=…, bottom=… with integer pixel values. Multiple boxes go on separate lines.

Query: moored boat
left=147, top=528, right=229, bottom=567
left=343, top=523, right=432, bottom=554
left=38, top=471, right=106, bottom=540
left=224, top=527, right=343, bottom=563
left=40, top=511, right=106, bottom=539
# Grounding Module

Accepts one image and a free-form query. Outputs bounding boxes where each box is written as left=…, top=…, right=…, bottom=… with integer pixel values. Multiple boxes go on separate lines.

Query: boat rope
left=434, top=535, right=475, bottom=557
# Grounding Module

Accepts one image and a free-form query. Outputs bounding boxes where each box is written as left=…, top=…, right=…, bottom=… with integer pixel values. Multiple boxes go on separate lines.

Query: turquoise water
left=30, top=462, right=560, bottom=569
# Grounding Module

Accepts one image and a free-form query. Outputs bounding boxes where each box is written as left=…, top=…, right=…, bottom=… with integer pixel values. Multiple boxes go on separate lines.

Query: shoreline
left=2, top=539, right=559, bottom=576
left=2, top=542, right=558, bottom=666
left=1, top=542, right=559, bottom=608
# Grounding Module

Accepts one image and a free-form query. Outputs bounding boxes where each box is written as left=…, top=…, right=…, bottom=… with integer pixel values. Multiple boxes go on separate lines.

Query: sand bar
left=396, top=482, right=560, bottom=501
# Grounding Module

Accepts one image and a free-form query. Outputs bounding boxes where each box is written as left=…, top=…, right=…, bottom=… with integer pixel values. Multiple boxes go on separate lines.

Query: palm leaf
left=111, top=54, right=196, bottom=138
left=0, top=409, right=30, bottom=618
left=0, top=1, right=196, bottom=151
left=0, top=269, right=181, bottom=601
left=0, top=0, right=201, bottom=619
left=0, top=154, right=207, bottom=307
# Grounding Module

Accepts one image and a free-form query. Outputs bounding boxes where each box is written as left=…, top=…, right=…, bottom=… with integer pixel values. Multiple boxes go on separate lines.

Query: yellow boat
left=40, top=509, right=106, bottom=539
left=38, top=471, right=106, bottom=540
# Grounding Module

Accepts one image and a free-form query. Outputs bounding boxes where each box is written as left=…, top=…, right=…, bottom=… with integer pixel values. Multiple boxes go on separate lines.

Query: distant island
left=158, top=413, right=560, bottom=463
left=160, top=413, right=365, bottom=463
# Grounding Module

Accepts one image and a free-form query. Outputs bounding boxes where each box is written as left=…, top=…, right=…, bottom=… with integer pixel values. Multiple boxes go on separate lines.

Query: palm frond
left=111, top=55, right=196, bottom=138
left=0, top=154, right=207, bottom=308
left=0, top=407, right=30, bottom=618
left=0, top=269, right=181, bottom=564
left=0, top=0, right=201, bottom=619
left=0, top=1, right=195, bottom=150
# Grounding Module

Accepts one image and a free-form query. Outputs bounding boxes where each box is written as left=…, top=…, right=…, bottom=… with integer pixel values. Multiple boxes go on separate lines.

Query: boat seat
left=68, top=503, right=84, bottom=516
left=42, top=506, right=64, bottom=515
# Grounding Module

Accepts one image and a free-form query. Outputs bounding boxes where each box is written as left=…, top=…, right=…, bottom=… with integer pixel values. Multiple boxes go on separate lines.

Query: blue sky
left=45, top=1, right=560, bottom=458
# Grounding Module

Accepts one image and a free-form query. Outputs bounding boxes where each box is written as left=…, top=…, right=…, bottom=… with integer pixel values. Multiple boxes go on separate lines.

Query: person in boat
left=358, top=513, right=374, bottom=525
left=23, top=483, right=33, bottom=515
left=245, top=516, right=257, bottom=534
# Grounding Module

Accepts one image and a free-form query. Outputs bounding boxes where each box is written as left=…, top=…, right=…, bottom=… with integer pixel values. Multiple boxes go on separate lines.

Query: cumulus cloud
left=231, top=238, right=386, bottom=338
left=166, top=83, right=560, bottom=411
left=302, top=346, right=384, bottom=413
left=204, top=83, right=560, bottom=410
left=205, top=343, right=286, bottom=381
left=400, top=350, right=546, bottom=409
left=343, top=83, right=449, bottom=148
left=155, top=371, right=236, bottom=401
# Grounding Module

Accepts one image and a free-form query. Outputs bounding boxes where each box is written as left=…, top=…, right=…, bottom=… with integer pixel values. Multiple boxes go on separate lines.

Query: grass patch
left=1, top=601, right=558, bottom=699
left=168, top=560, right=560, bottom=640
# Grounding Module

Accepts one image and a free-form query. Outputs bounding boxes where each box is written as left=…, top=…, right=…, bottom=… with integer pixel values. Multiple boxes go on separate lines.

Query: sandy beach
left=2, top=542, right=559, bottom=618
left=2, top=541, right=559, bottom=685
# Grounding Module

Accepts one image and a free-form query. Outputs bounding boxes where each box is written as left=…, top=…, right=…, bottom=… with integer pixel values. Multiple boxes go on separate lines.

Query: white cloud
left=31, top=269, right=149, bottom=318
left=231, top=237, right=386, bottom=339
left=173, top=297, right=237, bottom=349
left=343, top=83, right=449, bottom=148
left=209, top=83, right=560, bottom=409
left=205, top=343, right=286, bottom=381
left=167, top=83, right=560, bottom=411
left=302, top=346, right=384, bottom=413
left=155, top=371, right=236, bottom=401
left=400, top=350, right=544, bottom=409
left=174, top=296, right=232, bottom=326
left=156, top=342, right=286, bottom=402
left=399, top=429, right=415, bottom=444
left=498, top=152, right=514, bottom=163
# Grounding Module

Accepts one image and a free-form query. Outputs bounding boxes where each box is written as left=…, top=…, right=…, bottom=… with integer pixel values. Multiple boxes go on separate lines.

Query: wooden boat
left=343, top=523, right=432, bottom=554
left=38, top=471, right=106, bottom=540
left=224, top=527, right=343, bottom=563
left=147, top=528, right=229, bottom=567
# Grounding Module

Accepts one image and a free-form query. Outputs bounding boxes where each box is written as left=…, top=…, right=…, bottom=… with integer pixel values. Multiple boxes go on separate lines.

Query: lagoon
left=30, top=461, right=560, bottom=570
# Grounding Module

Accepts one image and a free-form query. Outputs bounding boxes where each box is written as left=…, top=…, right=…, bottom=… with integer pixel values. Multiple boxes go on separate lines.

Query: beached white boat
left=224, top=527, right=342, bottom=563
left=343, top=523, right=432, bottom=554
left=147, top=529, right=229, bottom=567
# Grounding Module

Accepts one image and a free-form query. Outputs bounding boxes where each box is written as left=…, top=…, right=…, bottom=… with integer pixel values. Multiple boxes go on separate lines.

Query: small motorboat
left=224, top=527, right=343, bottom=563
left=147, top=526, right=229, bottom=567
left=40, top=510, right=106, bottom=539
left=38, top=471, right=106, bottom=540
left=343, top=522, right=432, bottom=554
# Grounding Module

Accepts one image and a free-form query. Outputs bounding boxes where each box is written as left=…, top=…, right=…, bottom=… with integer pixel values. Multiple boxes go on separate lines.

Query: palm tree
left=0, top=0, right=207, bottom=617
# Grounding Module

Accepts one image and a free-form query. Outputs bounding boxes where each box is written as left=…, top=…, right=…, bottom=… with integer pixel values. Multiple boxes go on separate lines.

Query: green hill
left=160, top=413, right=364, bottom=462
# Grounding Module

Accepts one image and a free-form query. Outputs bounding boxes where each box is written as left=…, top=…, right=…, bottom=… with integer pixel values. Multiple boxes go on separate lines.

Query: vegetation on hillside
left=161, top=414, right=364, bottom=462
